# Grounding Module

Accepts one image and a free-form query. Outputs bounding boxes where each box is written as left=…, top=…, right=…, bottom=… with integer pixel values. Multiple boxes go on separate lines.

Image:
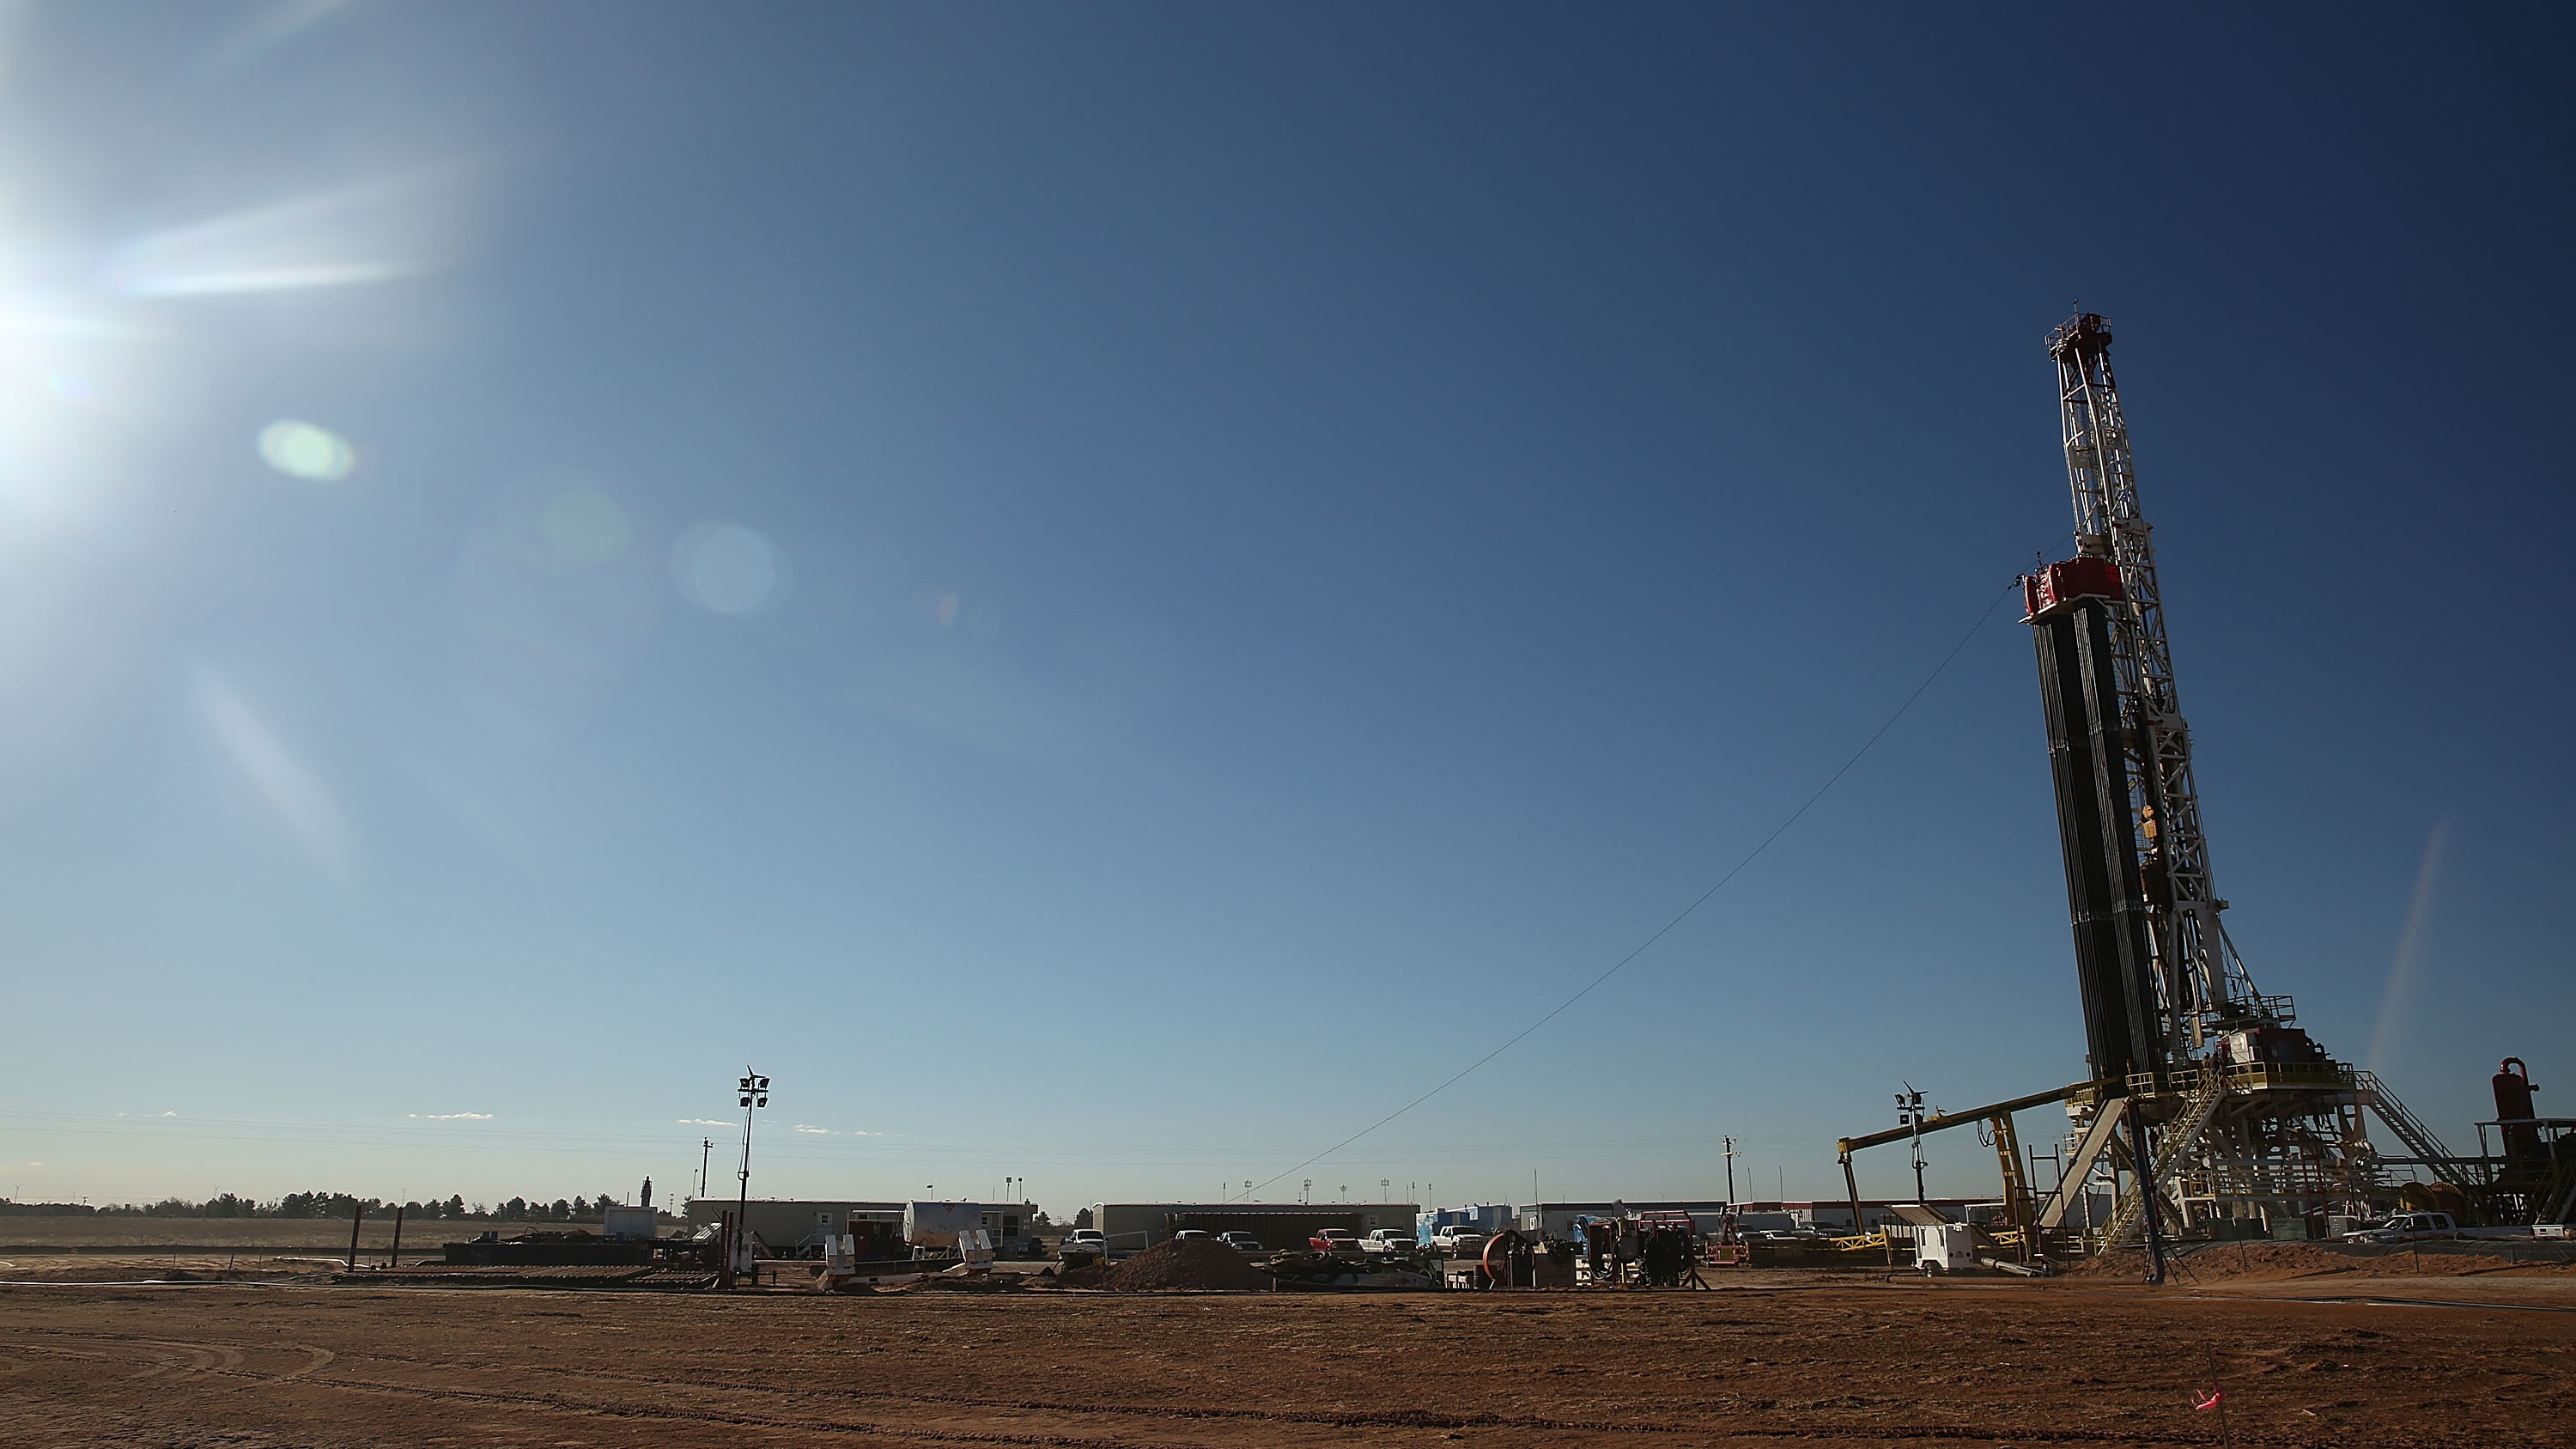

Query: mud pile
left=1100, top=1239, right=1269, bottom=1292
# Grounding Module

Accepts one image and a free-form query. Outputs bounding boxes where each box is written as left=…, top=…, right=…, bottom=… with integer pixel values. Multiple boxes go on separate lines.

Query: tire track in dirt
left=264, top=1335, right=2246, bottom=1446
left=12, top=1335, right=2212, bottom=1449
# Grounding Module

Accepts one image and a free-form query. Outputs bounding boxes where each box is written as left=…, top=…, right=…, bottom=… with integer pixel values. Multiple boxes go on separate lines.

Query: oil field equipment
left=1838, top=314, right=2556, bottom=1265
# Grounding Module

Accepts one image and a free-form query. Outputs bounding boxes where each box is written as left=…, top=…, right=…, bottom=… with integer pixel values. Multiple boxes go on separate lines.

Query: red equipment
left=2494, top=1058, right=2541, bottom=1160
left=2018, top=557, right=2124, bottom=621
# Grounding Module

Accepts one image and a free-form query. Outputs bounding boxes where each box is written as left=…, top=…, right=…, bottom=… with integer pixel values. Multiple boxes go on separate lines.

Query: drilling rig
left=2018, top=312, right=2465, bottom=1257
left=1832, top=313, right=2498, bottom=1266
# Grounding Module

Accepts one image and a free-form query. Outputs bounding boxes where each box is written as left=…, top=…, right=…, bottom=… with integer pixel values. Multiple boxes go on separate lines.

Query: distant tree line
left=0, top=1192, right=676, bottom=1221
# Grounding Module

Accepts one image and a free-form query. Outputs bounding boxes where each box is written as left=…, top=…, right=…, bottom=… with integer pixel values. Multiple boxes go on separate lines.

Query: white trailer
left=904, top=1201, right=983, bottom=1250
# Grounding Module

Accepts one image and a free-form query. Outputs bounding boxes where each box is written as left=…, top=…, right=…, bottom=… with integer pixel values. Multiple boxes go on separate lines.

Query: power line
left=1232, top=575, right=2022, bottom=1203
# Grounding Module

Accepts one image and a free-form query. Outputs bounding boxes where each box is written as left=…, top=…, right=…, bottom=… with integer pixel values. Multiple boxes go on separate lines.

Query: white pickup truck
left=1429, top=1225, right=1490, bottom=1255
left=1058, top=1228, right=1111, bottom=1261
left=1359, top=1228, right=1413, bottom=1255
left=2340, top=1212, right=2458, bottom=1244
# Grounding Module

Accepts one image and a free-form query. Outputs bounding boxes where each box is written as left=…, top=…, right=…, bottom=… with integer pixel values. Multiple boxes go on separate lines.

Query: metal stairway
left=2101, top=1070, right=2223, bottom=1246
left=2355, top=1070, right=2464, bottom=1172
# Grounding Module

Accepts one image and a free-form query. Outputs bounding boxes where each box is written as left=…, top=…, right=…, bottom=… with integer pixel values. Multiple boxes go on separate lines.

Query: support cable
left=1233, top=575, right=2024, bottom=1202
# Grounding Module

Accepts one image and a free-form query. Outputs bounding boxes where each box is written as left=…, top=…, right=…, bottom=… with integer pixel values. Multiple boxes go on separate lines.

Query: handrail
left=2101, top=1069, right=2223, bottom=1247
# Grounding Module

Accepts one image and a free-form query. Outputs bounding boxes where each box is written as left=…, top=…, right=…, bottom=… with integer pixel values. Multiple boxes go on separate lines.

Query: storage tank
left=2494, top=1058, right=2541, bottom=1160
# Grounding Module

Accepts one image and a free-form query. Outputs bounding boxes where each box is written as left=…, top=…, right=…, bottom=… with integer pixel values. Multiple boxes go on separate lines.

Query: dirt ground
left=4, top=1269, right=2571, bottom=1448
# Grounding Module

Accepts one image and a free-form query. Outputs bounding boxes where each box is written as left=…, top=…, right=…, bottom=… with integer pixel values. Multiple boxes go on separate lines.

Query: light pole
left=736, top=1068, right=769, bottom=1271
left=698, top=1138, right=714, bottom=1199
left=1302, top=1178, right=1311, bottom=1205
left=1897, top=1085, right=1928, bottom=1203
left=1723, top=1135, right=1737, bottom=1204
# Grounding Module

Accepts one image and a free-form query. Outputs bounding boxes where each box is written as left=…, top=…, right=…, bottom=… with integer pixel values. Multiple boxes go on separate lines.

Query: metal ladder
left=2101, top=1070, right=2223, bottom=1246
left=2354, top=1070, right=2458, bottom=1167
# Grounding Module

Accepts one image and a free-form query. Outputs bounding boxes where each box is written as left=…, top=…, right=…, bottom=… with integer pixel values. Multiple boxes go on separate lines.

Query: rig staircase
left=2101, top=1069, right=2223, bottom=1247
left=2355, top=1070, right=2468, bottom=1177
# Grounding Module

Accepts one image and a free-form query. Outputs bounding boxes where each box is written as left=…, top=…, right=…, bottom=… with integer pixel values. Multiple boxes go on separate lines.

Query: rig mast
left=2048, top=313, right=2263, bottom=1058
left=2020, top=314, right=2463, bottom=1252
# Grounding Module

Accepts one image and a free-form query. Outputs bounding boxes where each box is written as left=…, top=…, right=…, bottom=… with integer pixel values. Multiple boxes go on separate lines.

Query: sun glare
left=257, top=419, right=355, bottom=481
left=671, top=522, right=791, bottom=616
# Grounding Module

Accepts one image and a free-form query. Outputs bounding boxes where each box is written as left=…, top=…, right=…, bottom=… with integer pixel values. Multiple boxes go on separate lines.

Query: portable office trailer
left=1091, top=1202, right=1419, bottom=1252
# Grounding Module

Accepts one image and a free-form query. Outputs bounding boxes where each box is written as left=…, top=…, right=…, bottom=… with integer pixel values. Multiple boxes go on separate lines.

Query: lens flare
left=194, top=666, right=355, bottom=879
left=257, top=419, right=355, bottom=480
left=671, top=522, right=790, bottom=616
left=541, top=489, right=632, bottom=567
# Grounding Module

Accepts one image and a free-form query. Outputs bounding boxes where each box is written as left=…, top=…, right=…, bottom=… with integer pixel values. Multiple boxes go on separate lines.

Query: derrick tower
left=2020, top=314, right=2457, bottom=1250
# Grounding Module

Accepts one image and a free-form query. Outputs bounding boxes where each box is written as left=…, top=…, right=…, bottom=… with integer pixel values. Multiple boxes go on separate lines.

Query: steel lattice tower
left=2047, top=312, right=2266, bottom=1057
left=2023, top=314, right=2466, bottom=1252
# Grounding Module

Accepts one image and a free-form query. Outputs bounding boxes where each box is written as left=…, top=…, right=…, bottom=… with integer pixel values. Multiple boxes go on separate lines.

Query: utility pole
left=1897, top=1086, right=1928, bottom=1202
left=698, top=1138, right=714, bottom=1199
left=1722, top=1135, right=1737, bottom=1204
left=735, top=1068, right=769, bottom=1278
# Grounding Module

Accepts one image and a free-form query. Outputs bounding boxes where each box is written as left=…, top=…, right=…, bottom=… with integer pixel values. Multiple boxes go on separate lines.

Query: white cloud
left=408, top=1112, right=492, bottom=1121
left=676, top=1119, right=731, bottom=1128
left=793, top=1124, right=831, bottom=1135
left=159, top=1111, right=177, bottom=1117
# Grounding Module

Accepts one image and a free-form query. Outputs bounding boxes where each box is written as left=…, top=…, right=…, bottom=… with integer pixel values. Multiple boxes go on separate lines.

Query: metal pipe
left=1841, top=1154, right=1863, bottom=1239
left=1838, top=1082, right=2092, bottom=1156
left=2124, top=1095, right=2166, bottom=1285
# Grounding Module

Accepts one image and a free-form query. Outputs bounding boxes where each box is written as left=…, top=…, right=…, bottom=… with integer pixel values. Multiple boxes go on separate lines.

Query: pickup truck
left=1308, top=1228, right=1364, bottom=1255
left=1058, top=1228, right=1110, bottom=1261
left=2340, top=1212, right=2458, bottom=1244
left=1429, top=1226, right=1489, bottom=1255
left=1359, top=1229, right=1413, bottom=1255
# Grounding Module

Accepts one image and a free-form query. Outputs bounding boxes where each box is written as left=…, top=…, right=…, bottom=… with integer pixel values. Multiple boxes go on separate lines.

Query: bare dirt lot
left=4, top=1269, right=2571, bottom=1449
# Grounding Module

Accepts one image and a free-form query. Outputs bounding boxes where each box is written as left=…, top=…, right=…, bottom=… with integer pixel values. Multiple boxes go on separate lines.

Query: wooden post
left=387, top=1204, right=405, bottom=1268
left=717, top=1211, right=737, bottom=1291
left=346, top=1200, right=366, bottom=1271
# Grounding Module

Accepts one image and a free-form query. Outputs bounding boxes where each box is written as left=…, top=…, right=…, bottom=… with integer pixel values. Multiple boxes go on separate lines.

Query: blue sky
left=0, top=3, right=2567, bottom=1216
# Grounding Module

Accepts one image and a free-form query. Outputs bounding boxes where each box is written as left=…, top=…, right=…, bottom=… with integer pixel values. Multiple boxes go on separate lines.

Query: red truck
left=1308, top=1228, right=1364, bottom=1255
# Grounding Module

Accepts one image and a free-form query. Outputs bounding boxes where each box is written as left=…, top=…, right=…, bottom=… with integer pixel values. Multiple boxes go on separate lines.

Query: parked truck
left=2340, top=1212, right=2458, bottom=1244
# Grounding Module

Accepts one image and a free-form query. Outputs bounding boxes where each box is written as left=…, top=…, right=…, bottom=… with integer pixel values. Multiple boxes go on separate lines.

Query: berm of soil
left=1093, top=1239, right=1270, bottom=1292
